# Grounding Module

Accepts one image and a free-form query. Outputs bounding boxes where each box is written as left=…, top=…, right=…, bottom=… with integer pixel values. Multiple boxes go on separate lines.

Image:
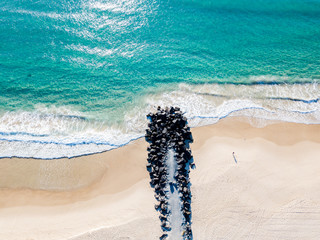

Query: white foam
left=1, top=81, right=319, bottom=159
left=0, top=105, right=141, bottom=158
left=125, top=82, right=320, bottom=129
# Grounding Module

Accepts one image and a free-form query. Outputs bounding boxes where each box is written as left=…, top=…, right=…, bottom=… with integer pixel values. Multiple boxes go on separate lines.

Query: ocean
left=0, top=0, right=319, bottom=158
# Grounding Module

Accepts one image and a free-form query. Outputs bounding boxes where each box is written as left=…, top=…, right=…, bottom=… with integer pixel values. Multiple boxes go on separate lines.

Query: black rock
left=145, top=106, right=195, bottom=240
left=160, top=234, right=168, bottom=240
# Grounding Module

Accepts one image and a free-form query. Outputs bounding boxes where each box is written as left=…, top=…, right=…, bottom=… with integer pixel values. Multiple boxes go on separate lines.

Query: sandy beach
left=1, top=117, right=320, bottom=240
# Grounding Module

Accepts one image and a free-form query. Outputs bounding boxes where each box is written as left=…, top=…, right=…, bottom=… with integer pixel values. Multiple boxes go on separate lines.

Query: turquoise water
left=0, top=0, right=319, bottom=158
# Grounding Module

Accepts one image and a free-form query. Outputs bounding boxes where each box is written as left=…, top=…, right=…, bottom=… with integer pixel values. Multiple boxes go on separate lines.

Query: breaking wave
left=0, top=81, right=319, bottom=159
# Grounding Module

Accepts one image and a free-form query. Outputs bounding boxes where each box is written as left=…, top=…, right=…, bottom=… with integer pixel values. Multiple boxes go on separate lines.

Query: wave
left=0, top=138, right=121, bottom=147
left=266, top=97, right=319, bottom=104
left=0, top=81, right=319, bottom=159
left=196, top=92, right=320, bottom=104
left=0, top=132, right=49, bottom=137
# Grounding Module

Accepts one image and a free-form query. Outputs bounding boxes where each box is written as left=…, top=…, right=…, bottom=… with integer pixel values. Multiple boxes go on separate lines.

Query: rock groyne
left=145, top=106, right=195, bottom=240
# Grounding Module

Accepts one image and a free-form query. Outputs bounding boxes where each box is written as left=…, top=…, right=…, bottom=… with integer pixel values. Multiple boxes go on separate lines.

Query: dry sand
left=0, top=117, right=320, bottom=240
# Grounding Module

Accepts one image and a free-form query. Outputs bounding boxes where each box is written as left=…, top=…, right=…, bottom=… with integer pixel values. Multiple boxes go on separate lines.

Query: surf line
left=145, top=106, right=195, bottom=240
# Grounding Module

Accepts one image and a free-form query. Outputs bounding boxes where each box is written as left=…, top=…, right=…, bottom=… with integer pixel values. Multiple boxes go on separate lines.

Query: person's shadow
left=232, top=152, right=238, bottom=164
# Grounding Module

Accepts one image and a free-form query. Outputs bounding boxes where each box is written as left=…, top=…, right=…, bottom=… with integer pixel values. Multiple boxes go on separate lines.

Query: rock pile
left=145, top=106, right=195, bottom=240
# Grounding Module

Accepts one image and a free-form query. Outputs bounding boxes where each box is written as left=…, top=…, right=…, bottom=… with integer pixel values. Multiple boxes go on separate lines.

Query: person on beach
left=232, top=152, right=237, bottom=164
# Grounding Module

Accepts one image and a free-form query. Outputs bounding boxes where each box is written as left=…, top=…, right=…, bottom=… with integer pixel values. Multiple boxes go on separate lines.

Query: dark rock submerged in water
left=145, top=106, right=195, bottom=240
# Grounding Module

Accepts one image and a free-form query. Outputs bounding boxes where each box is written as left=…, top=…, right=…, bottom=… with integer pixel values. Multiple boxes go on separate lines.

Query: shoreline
left=2, top=116, right=320, bottom=192
left=2, top=80, right=320, bottom=161
left=1, top=117, right=320, bottom=239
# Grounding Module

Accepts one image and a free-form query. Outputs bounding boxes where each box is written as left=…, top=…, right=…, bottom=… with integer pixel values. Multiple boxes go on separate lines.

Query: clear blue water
left=0, top=0, right=319, bottom=158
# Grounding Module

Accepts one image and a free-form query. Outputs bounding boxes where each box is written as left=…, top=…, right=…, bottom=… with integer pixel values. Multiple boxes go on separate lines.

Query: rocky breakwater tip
left=145, top=106, right=195, bottom=240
